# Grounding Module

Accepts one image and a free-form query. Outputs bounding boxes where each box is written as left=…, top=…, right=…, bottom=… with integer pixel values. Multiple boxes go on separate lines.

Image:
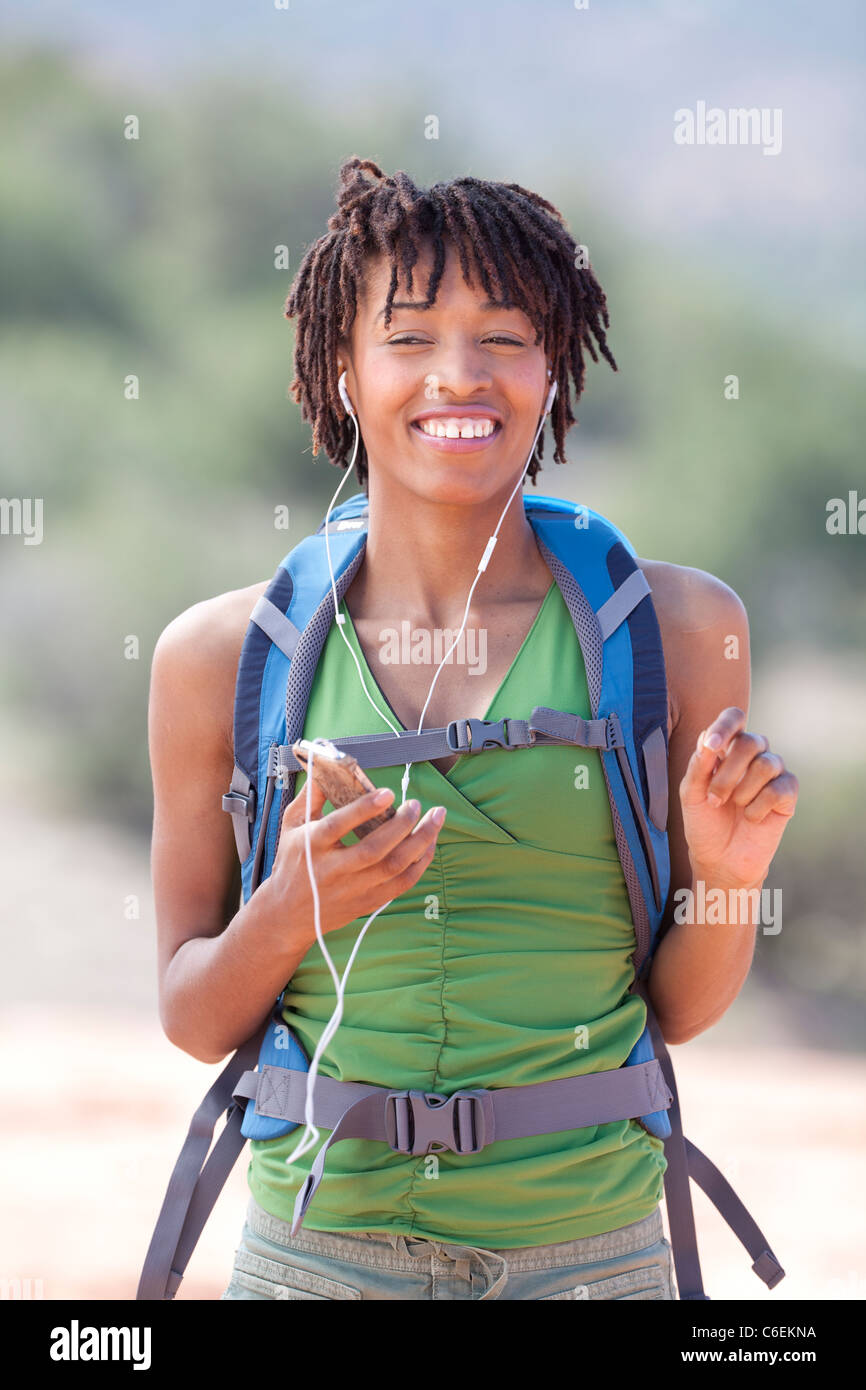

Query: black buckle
left=445, top=717, right=525, bottom=755
left=384, top=1089, right=494, bottom=1156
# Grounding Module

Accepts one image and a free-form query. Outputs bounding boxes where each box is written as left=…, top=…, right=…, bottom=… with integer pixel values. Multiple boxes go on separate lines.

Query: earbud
left=543, top=377, right=557, bottom=417
left=338, top=370, right=355, bottom=418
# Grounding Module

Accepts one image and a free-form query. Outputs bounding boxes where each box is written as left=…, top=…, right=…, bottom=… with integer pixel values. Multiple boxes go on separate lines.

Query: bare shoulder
left=636, top=556, right=747, bottom=633
left=635, top=557, right=749, bottom=732
left=150, top=579, right=270, bottom=756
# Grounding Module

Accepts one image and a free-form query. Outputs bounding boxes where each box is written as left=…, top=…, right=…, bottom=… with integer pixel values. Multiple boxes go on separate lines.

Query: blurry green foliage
left=1, top=47, right=863, bottom=1032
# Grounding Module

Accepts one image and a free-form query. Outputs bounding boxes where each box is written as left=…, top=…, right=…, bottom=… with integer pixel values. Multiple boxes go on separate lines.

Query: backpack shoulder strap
left=526, top=495, right=673, bottom=1143
left=525, top=495, right=671, bottom=970
left=222, top=501, right=370, bottom=899
left=222, top=565, right=297, bottom=864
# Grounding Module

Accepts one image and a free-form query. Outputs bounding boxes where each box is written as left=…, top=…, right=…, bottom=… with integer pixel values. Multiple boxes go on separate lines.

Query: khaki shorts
left=222, top=1196, right=677, bottom=1301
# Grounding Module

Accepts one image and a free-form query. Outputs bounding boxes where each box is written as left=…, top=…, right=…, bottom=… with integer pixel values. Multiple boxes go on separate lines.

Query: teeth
left=416, top=418, right=497, bottom=439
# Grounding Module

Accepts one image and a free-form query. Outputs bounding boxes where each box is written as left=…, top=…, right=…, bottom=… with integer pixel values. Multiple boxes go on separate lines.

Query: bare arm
left=149, top=592, right=445, bottom=1064
left=637, top=560, right=798, bottom=1044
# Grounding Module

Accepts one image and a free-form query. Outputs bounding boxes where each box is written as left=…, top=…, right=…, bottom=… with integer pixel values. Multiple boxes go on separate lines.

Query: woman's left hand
left=679, top=706, right=799, bottom=889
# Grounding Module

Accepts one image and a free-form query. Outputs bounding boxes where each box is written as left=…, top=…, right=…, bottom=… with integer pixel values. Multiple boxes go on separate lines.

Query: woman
left=148, top=157, right=798, bottom=1300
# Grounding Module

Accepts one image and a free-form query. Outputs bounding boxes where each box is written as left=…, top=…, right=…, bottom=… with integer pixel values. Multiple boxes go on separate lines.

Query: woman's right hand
left=265, top=782, right=445, bottom=945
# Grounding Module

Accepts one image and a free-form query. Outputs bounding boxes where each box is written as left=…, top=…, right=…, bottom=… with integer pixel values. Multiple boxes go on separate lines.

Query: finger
left=701, top=706, right=748, bottom=758
left=741, top=771, right=799, bottom=823
left=375, top=805, right=446, bottom=879
left=280, top=777, right=328, bottom=830
left=706, top=734, right=774, bottom=804
left=341, top=796, right=428, bottom=868
left=680, top=708, right=748, bottom=809
left=385, top=835, right=439, bottom=899
left=315, top=786, right=401, bottom=849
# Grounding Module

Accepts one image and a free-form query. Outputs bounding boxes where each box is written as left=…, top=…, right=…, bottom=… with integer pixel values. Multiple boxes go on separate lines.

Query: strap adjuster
left=445, top=717, right=535, bottom=755
left=222, top=789, right=256, bottom=820
left=604, top=712, right=626, bottom=751
left=752, top=1249, right=785, bottom=1290
left=384, top=1089, right=494, bottom=1156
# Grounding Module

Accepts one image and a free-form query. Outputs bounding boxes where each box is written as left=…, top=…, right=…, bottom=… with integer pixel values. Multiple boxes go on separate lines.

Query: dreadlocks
left=284, top=156, right=617, bottom=490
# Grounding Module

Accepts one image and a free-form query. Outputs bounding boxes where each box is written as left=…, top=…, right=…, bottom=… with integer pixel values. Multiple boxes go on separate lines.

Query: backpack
left=137, top=491, right=784, bottom=1301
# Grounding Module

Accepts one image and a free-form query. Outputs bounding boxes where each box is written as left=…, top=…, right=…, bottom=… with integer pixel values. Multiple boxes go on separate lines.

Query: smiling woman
left=284, top=155, right=617, bottom=493
left=145, top=155, right=797, bottom=1303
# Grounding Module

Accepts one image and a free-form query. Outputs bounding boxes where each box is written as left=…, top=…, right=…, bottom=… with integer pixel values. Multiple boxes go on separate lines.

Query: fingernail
left=707, top=792, right=721, bottom=807
left=432, top=806, right=447, bottom=826
left=373, top=788, right=394, bottom=804
left=705, top=732, right=722, bottom=751
left=407, top=799, right=421, bottom=817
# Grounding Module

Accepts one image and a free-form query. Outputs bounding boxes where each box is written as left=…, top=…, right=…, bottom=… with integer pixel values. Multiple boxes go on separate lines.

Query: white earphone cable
left=285, top=372, right=555, bottom=1167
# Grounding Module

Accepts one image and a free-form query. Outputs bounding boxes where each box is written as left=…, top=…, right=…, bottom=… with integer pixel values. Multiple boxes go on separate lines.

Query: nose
left=425, top=342, right=493, bottom=402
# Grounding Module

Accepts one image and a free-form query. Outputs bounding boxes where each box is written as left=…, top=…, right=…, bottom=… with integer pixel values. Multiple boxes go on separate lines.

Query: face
left=336, top=238, right=550, bottom=505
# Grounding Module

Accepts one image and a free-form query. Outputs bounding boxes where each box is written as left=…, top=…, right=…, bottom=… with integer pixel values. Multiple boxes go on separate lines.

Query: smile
left=410, top=418, right=502, bottom=451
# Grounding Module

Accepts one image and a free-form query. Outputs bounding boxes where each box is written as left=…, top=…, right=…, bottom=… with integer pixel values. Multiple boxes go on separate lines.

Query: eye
left=389, top=335, right=523, bottom=346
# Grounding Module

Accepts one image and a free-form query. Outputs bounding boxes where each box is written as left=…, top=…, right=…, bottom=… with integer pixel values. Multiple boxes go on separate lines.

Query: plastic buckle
left=445, top=717, right=513, bottom=755
left=384, top=1089, right=494, bottom=1156
left=222, top=790, right=255, bottom=820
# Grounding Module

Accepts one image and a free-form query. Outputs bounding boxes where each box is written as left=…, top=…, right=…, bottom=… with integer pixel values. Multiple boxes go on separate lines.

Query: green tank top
left=248, top=578, right=666, bottom=1247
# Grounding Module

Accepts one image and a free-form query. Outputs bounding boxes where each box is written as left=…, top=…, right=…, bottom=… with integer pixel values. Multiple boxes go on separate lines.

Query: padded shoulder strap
left=222, top=565, right=296, bottom=863
left=223, top=503, right=368, bottom=872
left=525, top=498, right=671, bottom=973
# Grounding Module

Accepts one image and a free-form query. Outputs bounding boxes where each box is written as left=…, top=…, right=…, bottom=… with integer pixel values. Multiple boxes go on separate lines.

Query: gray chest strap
left=223, top=707, right=615, bottom=861
left=270, top=706, right=620, bottom=778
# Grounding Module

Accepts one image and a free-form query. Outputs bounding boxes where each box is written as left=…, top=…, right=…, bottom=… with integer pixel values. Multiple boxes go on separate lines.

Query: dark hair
left=284, top=156, right=617, bottom=490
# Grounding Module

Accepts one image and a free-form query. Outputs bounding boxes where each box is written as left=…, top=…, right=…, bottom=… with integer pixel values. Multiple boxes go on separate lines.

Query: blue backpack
left=137, top=491, right=784, bottom=1301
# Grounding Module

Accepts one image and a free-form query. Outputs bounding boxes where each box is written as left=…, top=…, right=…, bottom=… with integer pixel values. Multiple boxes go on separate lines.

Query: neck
left=348, top=469, right=551, bottom=627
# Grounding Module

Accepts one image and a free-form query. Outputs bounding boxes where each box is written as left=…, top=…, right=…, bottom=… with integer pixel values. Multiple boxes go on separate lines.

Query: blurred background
left=1, top=0, right=864, bottom=1302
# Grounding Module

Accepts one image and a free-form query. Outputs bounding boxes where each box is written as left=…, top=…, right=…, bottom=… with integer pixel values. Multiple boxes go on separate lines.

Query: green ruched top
left=247, top=577, right=666, bottom=1247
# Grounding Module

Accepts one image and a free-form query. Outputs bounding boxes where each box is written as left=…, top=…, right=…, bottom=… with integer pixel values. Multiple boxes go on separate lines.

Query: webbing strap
left=613, top=742, right=663, bottom=913
left=642, top=724, right=669, bottom=832
left=249, top=595, right=302, bottom=661
left=163, top=1102, right=247, bottom=1298
left=272, top=708, right=614, bottom=775
left=685, top=1140, right=785, bottom=1290
left=234, top=1058, right=670, bottom=1136
left=222, top=764, right=254, bottom=862
left=596, top=568, right=651, bottom=641
left=634, top=980, right=786, bottom=1296
left=239, top=1061, right=673, bottom=1235
left=136, top=1020, right=268, bottom=1301
left=232, top=1066, right=379, bottom=1127
left=529, top=707, right=611, bottom=747
left=634, top=982, right=707, bottom=1299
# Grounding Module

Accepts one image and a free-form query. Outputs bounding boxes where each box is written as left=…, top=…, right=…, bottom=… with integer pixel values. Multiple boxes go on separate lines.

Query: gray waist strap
left=232, top=1060, right=672, bottom=1236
